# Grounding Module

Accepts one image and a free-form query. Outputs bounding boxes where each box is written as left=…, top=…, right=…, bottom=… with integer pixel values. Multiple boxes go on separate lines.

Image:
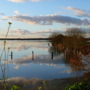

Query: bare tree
left=65, top=28, right=85, bottom=38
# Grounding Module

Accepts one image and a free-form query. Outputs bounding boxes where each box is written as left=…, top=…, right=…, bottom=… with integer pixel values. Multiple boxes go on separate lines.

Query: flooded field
left=0, top=40, right=90, bottom=80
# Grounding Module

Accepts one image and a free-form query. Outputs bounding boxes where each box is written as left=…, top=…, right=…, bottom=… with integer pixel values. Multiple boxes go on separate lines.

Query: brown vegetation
left=49, top=28, right=90, bottom=70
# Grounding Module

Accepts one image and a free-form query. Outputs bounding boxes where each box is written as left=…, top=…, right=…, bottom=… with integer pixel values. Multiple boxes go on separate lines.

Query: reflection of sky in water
left=0, top=40, right=89, bottom=79
left=0, top=40, right=49, bottom=59
left=0, top=63, right=83, bottom=79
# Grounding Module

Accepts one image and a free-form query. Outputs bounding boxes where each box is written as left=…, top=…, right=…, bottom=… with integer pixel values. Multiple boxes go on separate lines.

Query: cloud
left=14, top=10, right=21, bottom=15
left=65, top=6, right=90, bottom=17
left=10, top=14, right=90, bottom=25
left=4, top=54, right=65, bottom=68
left=31, top=0, right=42, bottom=2
left=32, top=29, right=63, bottom=34
left=9, top=29, right=55, bottom=36
left=2, top=13, right=90, bottom=26
left=13, top=10, right=29, bottom=17
left=10, top=29, right=31, bottom=35
left=0, top=13, right=5, bottom=21
left=65, top=6, right=84, bottom=16
left=8, top=0, right=29, bottom=3
left=1, top=16, right=10, bottom=20
left=8, top=0, right=43, bottom=3
left=32, top=29, right=53, bottom=34
left=0, top=13, right=5, bottom=16
left=7, top=28, right=64, bottom=38
left=10, top=28, right=65, bottom=36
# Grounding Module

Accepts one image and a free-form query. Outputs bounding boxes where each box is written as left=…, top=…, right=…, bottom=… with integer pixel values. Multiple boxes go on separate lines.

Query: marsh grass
left=0, top=22, right=12, bottom=90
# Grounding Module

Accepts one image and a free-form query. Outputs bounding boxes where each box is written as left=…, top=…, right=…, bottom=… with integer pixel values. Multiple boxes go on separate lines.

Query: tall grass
left=0, top=22, right=12, bottom=89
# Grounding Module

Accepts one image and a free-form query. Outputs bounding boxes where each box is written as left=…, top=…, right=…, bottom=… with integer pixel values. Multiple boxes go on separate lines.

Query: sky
left=0, top=0, right=90, bottom=38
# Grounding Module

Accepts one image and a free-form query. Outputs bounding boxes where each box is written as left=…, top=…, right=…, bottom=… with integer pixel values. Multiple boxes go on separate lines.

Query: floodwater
left=0, top=40, right=90, bottom=80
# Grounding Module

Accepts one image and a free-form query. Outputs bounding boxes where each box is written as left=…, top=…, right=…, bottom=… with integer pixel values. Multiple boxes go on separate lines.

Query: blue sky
left=0, top=0, right=90, bottom=38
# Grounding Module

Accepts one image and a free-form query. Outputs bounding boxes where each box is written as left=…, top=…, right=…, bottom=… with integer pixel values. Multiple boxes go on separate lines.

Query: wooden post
left=11, top=51, right=13, bottom=60
left=32, top=51, right=34, bottom=60
left=51, top=52, right=53, bottom=60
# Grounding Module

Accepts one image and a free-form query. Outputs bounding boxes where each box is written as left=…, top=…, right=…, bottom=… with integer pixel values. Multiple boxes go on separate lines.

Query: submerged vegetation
left=49, top=28, right=90, bottom=60
left=49, top=28, right=90, bottom=71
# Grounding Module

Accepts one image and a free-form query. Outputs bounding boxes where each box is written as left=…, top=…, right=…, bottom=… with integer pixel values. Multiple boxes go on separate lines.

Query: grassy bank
left=0, top=72, right=90, bottom=90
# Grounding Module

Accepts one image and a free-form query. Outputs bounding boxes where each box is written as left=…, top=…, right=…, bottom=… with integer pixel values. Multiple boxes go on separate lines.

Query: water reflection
left=49, top=42, right=90, bottom=72
left=0, top=40, right=90, bottom=79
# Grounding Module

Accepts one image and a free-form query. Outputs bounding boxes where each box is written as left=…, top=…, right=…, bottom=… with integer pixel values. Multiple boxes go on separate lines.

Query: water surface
left=0, top=40, right=89, bottom=80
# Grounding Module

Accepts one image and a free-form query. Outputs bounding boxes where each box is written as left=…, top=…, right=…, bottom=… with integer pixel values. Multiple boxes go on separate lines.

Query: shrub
left=65, top=82, right=90, bottom=90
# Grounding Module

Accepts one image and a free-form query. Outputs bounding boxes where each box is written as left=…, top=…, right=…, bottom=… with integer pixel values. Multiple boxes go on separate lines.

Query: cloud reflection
left=4, top=53, right=65, bottom=70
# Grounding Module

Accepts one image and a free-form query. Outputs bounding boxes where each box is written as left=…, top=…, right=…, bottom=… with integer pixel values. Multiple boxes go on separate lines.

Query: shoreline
left=0, top=73, right=90, bottom=90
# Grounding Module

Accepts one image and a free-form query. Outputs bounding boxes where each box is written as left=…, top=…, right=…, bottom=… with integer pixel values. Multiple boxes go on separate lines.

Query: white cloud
left=0, top=13, right=5, bottom=16
left=14, top=10, right=21, bottom=15
left=0, top=13, right=5, bottom=21
left=32, top=29, right=63, bottom=34
left=10, top=29, right=62, bottom=35
left=13, top=10, right=29, bottom=17
left=10, top=29, right=31, bottom=35
left=8, top=0, right=29, bottom=3
left=66, top=6, right=84, bottom=15
left=10, top=14, right=90, bottom=25
left=1, top=16, right=10, bottom=20
left=1, top=13, right=90, bottom=26
left=8, top=0, right=43, bottom=3
left=65, top=6, right=90, bottom=17
left=31, top=0, right=43, bottom=2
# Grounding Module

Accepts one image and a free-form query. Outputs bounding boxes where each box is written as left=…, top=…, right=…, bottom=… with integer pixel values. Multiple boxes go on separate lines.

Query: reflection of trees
left=66, top=55, right=84, bottom=71
left=49, top=45, right=85, bottom=71
left=83, top=72, right=90, bottom=80
left=49, top=28, right=90, bottom=71
left=49, top=46, right=63, bottom=57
